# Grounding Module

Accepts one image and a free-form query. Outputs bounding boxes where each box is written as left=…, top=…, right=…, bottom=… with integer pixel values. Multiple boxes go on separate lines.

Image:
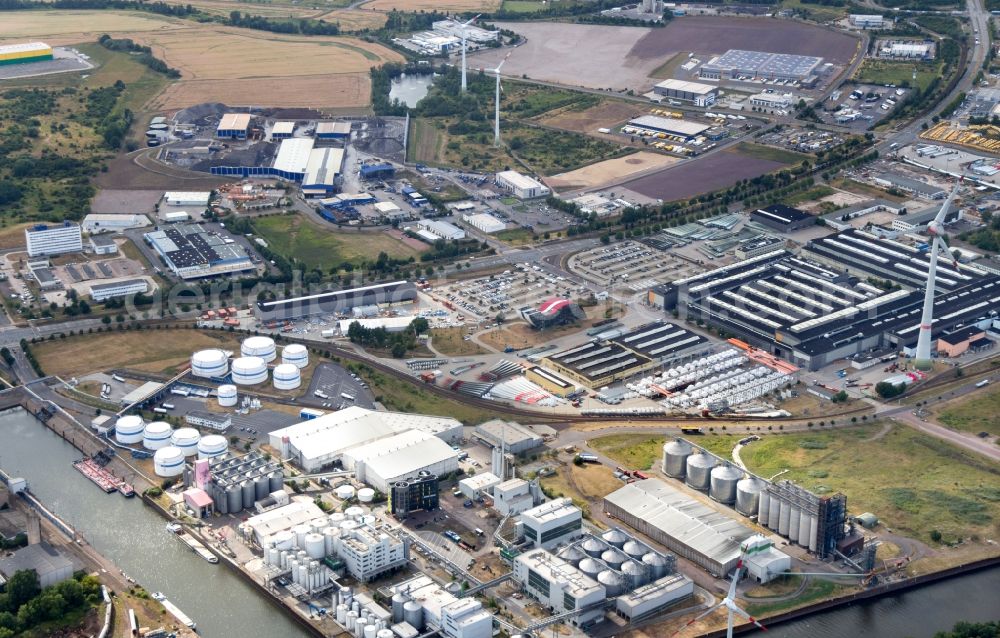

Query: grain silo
left=241, top=336, right=276, bottom=362
left=662, top=439, right=692, bottom=478
left=597, top=570, right=626, bottom=596
left=710, top=464, right=742, bottom=504
left=685, top=450, right=716, bottom=491
left=736, top=477, right=766, bottom=516
left=282, top=343, right=309, bottom=368
left=602, top=528, right=629, bottom=549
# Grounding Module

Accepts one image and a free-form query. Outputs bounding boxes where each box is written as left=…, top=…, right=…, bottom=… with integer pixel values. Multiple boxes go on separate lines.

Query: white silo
left=282, top=343, right=309, bottom=368
left=197, top=434, right=228, bottom=460
left=171, top=427, right=201, bottom=456
left=272, top=363, right=301, bottom=390
left=154, top=446, right=185, bottom=477
left=273, top=530, right=295, bottom=551
left=293, top=524, right=312, bottom=548
left=345, top=506, right=364, bottom=521
left=115, top=415, right=144, bottom=444
left=191, top=349, right=229, bottom=378
left=335, top=485, right=356, bottom=500
left=241, top=336, right=276, bottom=362
left=304, top=533, right=326, bottom=559
left=357, top=488, right=375, bottom=504
left=231, top=356, right=267, bottom=385
left=143, top=421, right=173, bottom=450
left=217, top=384, right=238, bottom=407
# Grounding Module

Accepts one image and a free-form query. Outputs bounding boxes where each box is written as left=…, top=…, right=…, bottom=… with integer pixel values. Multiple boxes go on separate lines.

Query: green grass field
left=252, top=213, right=424, bottom=270
left=733, top=142, right=810, bottom=165
left=936, top=385, right=1000, bottom=437
left=500, top=0, right=549, bottom=11
left=853, top=60, right=940, bottom=93
left=591, top=424, right=1000, bottom=543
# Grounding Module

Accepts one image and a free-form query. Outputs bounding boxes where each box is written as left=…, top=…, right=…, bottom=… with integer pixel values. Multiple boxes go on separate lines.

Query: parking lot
left=568, top=240, right=689, bottom=290
left=819, top=84, right=910, bottom=129
left=435, top=264, right=584, bottom=321
left=757, top=127, right=846, bottom=153
left=302, top=362, right=376, bottom=410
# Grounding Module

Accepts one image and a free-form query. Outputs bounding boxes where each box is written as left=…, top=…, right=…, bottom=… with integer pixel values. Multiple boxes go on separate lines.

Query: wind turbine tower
left=672, top=553, right=767, bottom=638
left=492, top=52, right=511, bottom=146
left=459, top=14, right=481, bottom=93
left=914, top=179, right=962, bottom=370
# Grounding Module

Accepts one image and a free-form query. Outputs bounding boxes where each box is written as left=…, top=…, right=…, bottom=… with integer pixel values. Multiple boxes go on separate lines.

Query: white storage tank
left=357, top=488, right=375, bottom=503
left=115, top=415, right=144, bottom=444
left=282, top=343, right=309, bottom=368
left=197, top=434, right=228, bottom=460
left=217, top=384, right=238, bottom=407
left=345, top=506, right=364, bottom=520
left=273, top=530, right=295, bottom=551
left=304, top=533, right=326, bottom=559
left=171, top=427, right=201, bottom=456
left=272, top=363, right=301, bottom=390
left=335, top=485, right=356, bottom=500
left=231, top=356, right=268, bottom=385
left=191, top=349, right=229, bottom=378
left=242, top=336, right=276, bottom=362
left=143, top=421, right=173, bottom=450
left=293, top=524, right=312, bottom=548
left=154, top=446, right=185, bottom=477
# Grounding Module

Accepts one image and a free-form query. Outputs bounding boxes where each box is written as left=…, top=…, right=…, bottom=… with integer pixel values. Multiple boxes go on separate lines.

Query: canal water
left=0, top=408, right=310, bottom=638
left=388, top=73, right=434, bottom=108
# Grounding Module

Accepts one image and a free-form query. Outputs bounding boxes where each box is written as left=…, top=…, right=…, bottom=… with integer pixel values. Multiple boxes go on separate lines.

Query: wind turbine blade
left=936, top=236, right=958, bottom=269
left=728, top=560, right=743, bottom=600
left=669, top=602, right=726, bottom=637
left=463, top=13, right=481, bottom=25
left=728, top=603, right=769, bottom=631
left=496, top=51, right=512, bottom=72
left=933, top=179, right=961, bottom=226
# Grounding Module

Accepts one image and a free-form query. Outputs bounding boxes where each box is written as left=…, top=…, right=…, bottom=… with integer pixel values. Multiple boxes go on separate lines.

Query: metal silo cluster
left=555, top=528, right=678, bottom=600
left=195, top=451, right=283, bottom=515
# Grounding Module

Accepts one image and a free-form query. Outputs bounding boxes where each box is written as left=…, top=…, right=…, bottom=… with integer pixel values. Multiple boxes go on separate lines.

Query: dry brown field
left=547, top=152, right=679, bottom=191
left=535, top=99, right=644, bottom=135
left=363, top=0, right=500, bottom=11
left=317, top=9, right=388, bottom=31
left=182, top=0, right=322, bottom=17
left=0, top=10, right=186, bottom=45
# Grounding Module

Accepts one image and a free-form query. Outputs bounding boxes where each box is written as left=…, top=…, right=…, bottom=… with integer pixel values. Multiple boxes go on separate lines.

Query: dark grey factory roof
left=0, top=543, right=72, bottom=578
left=611, top=321, right=707, bottom=359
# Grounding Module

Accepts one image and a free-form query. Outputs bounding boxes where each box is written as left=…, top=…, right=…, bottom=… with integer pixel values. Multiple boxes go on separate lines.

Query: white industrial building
left=243, top=500, right=326, bottom=546
left=462, top=212, right=506, bottom=234
left=342, top=429, right=460, bottom=492
left=652, top=79, right=718, bottom=106
left=495, top=170, right=550, bottom=199
left=24, top=222, right=82, bottom=257
left=0, top=543, right=74, bottom=589
left=90, top=278, right=148, bottom=302
left=740, top=535, right=792, bottom=583
left=474, top=419, right=544, bottom=455
left=519, top=498, right=583, bottom=549
left=881, top=42, right=934, bottom=59
left=493, top=478, right=536, bottom=515
left=269, top=406, right=461, bottom=477
left=747, top=92, right=797, bottom=113
left=391, top=576, right=493, bottom=638
left=88, top=234, right=118, bottom=255
left=335, top=525, right=408, bottom=582
left=82, top=213, right=150, bottom=234
left=431, top=19, right=499, bottom=43
left=338, top=316, right=415, bottom=334
left=458, top=472, right=501, bottom=499
left=164, top=191, right=212, bottom=207
left=416, top=219, right=466, bottom=241
left=850, top=14, right=885, bottom=28
left=514, top=549, right=607, bottom=626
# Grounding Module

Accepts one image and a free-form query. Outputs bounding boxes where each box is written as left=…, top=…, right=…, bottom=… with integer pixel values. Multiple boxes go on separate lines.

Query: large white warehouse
left=269, top=406, right=462, bottom=478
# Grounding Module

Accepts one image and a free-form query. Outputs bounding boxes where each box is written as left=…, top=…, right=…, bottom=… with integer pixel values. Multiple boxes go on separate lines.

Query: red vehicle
left=633, top=470, right=650, bottom=480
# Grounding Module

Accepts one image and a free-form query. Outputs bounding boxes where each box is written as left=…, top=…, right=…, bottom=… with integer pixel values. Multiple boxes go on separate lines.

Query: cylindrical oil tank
left=323, top=527, right=339, bottom=554
left=217, top=384, right=238, bottom=407
left=581, top=537, right=605, bottom=558
left=191, top=349, right=229, bottom=378
left=798, top=511, right=811, bottom=547
left=337, top=605, right=348, bottom=624
left=171, top=428, right=200, bottom=456
left=602, top=528, right=629, bottom=549
left=377, top=630, right=394, bottom=638
left=787, top=505, right=800, bottom=540
left=330, top=512, right=347, bottom=525
left=685, top=451, right=716, bottom=491
left=597, top=570, right=626, bottom=597
left=340, top=520, right=359, bottom=534
left=197, top=434, right=228, bottom=460
left=241, top=480, right=255, bottom=507
left=357, top=488, right=375, bottom=503
left=293, top=524, right=311, bottom=548
left=311, top=517, right=328, bottom=533
left=346, top=611, right=358, bottom=631
left=403, top=601, right=423, bottom=630
left=601, top=548, right=626, bottom=570
left=143, top=421, right=173, bottom=450
left=227, top=483, right=243, bottom=512
left=621, top=560, right=648, bottom=589
left=758, top=488, right=771, bottom=522
left=779, top=500, right=791, bottom=536
left=622, top=540, right=648, bottom=560
left=391, top=593, right=408, bottom=623
left=282, top=343, right=309, bottom=368
left=115, top=415, right=144, bottom=444
left=336, top=485, right=356, bottom=500
left=768, top=496, right=782, bottom=530
left=662, top=439, right=692, bottom=478
left=273, top=363, right=301, bottom=390
left=361, top=515, right=376, bottom=527
left=242, top=336, right=276, bottom=362
left=557, top=545, right=586, bottom=567
left=809, top=515, right=819, bottom=552
left=273, top=530, right=295, bottom=551
left=642, top=552, right=668, bottom=579
left=269, top=471, right=284, bottom=493
left=365, top=625, right=377, bottom=638
left=736, top=477, right=765, bottom=516
left=153, top=446, right=185, bottom=477
left=578, top=558, right=602, bottom=579
left=710, top=464, right=743, bottom=505
left=346, top=506, right=364, bottom=520
left=304, top=533, right=326, bottom=559
left=231, top=356, right=268, bottom=385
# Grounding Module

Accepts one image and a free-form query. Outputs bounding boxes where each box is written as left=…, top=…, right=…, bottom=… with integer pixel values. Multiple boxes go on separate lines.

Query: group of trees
left=875, top=381, right=906, bottom=399
left=98, top=34, right=181, bottom=78
left=226, top=11, right=342, bottom=36
left=346, top=317, right=429, bottom=358
left=959, top=210, right=1000, bottom=252
left=0, top=570, right=103, bottom=638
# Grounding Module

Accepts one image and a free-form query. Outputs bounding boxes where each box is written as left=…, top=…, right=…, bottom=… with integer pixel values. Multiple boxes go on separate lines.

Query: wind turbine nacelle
left=927, top=221, right=944, bottom=236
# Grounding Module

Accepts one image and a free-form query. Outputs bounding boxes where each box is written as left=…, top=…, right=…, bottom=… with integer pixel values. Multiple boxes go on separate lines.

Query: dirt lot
left=96, top=149, right=229, bottom=190
left=90, top=189, right=163, bottom=215
left=535, top=99, right=645, bottom=135
left=546, top=151, right=679, bottom=192
left=631, top=16, right=859, bottom=65
left=469, top=18, right=858, bottom=91
left=621, top=148, right=787, bottom=201
left=363, top=0, right=501, bottom=11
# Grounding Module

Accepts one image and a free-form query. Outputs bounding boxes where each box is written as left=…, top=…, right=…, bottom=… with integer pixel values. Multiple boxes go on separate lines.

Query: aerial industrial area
left=0, top=1, right=998, bottom=638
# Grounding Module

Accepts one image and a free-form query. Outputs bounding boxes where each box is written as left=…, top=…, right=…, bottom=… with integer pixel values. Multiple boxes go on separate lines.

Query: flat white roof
left=463, top=212, right=506, bottom=233
left=363, top=437, right=458, bottom=481
left=497, top=170, right=545, bottom=190
left=164, top=191, right=211, bottom=204
left=218, top=113, right=251, bottom=131
left=629, top=115, right=710, bottom=137
left=655, top=78, right=717, bottom=95
left=304, top=147, right=345, bottom=186
left=516, top=549, right=603, bottom=597
left=272, top=121, right=295, bottom=135
left=521, top=497, right=580, bottom=524
left=316, top=121, right=352, bottom=134
left=374, top=201, right=401, bottom=213
left=273, top=138, right=315, bottom=174
left=459, top=472, right=501, bottom=489
left=0, top=42, right=51, bottom=55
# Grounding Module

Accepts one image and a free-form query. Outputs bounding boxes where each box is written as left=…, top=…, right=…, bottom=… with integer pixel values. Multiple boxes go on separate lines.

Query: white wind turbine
left=671, top=556, right=767, bottom=638
left=914, top=178, right=963, bottom=370
left=459, top=14, right=481, bottom=93
left=491, top=51, right=512, bottom=147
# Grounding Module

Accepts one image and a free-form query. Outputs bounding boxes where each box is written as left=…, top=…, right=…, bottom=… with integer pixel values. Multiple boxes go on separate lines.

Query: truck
left=321, top=329, right=335, bottom=338
left=314, top=390, right=329, bottom=399
left=975, top=379, right=991, bottom=388
left=161, top=403, right=175, bottom=410
left=576, top=453, right=599, bottom=464
left=340, top=393, right=355, bottom=402
left=299, top=408, right=326, bottom=420
left=153, top=408, right=168, bottom=414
